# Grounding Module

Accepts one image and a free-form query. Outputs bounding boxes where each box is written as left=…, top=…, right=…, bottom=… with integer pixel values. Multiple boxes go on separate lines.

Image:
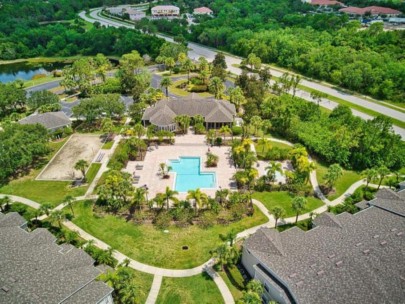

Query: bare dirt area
left=37, top=134, right=103, bottom=181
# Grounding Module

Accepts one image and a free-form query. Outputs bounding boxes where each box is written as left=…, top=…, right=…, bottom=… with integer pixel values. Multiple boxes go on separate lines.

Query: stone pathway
left=145, top=275, right=163, bottom=304
left=206, top=266, right=235, bottom=304
left=0, top=194, right=41, bottom=209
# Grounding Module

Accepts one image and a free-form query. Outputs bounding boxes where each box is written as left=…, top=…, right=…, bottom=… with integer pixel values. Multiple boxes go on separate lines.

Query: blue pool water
left=169, top=157, right=216, bottom=192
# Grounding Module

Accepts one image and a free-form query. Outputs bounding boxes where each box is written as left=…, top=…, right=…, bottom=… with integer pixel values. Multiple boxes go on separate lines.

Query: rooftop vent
left=9, top=278, right=16, bottom=283
left=310, top=263, right=317, bottom=268
left=363, top=249, right=370, bottom=255
left=289, top=273, right=297, bottom=278
left=335, top=261, right=343, bottom=267
left=380, top=241, right=387, bottom=246
left=373, top=234, right=379, bottom=239
left=396, top=232, right=403, bottom=236
left=355, top=242, right=362, bottom=247
left=328, top=254, right=336, bottom=259
left=1, top=286, right=9, bottom=293
left=296, top=281, right=304, bottom=287
left=391, top=228, right=397, bottom=232
left=317, top=270, right=324, bottom=276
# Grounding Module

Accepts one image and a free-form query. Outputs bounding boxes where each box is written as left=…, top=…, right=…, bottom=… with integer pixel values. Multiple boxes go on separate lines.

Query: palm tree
left=187, top=188, right=208, bottom=214
left=127, top=137, right=147, bottom=160
left=208, top=76, right=225, bottom=99
left=219, top=125, right=231, bottom=141
left=183, top=59, right=193, bottom=83
left=206, top=129, right=216, bottom=145
left=133, top=124, right=145, bottom=139
left=158, top=163, right=172, bottom=178
left=50, top=210, right=65, bottom=229
left=39, top=203, right=53, bottom=217
left=153, top=193, right=166, bottom=210
left=265, top=161, right=283, bottom=182
left=271, top=206, right=286, bottom=227
left=215, top=188, right=229, bottom=206
left=163, top=187, right=178, bottom=209
left=160, top=76, right=172, bottom=97
left=292, top=196, right=307, bottom=224
left=229, top=86, right=246, bottom=114
left=250, top=115, right=263, bottom=136
left=64, top=195, right=75, bottom=217
left=131, top=187, right=146, bottom=213
left=257, top=137, right=267, bottom=155
left=377, top=165, right=390, bottom=190
left=74, top=159, right=89, bottom=181
left=323, top=163, right=343, bottom=190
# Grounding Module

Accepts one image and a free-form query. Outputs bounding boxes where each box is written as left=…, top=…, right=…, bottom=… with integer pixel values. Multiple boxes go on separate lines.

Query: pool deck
left=124, top=134, right=237, bottom=200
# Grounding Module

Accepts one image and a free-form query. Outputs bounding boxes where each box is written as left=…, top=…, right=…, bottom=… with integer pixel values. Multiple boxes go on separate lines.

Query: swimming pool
left=169, top=157, right=216, bottom=192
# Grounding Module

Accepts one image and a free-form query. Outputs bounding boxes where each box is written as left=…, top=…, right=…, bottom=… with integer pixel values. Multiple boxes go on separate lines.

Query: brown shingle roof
left=142, top=95, right=236, bottom=127
left=19, top=111, right=71, bottom=130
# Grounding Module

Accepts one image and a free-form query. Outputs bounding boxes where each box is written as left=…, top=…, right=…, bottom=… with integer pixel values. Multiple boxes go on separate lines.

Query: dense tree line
left=0, top=124, right=49, bottom=183
left=261, top=94, right=405, bottom=170
left=0, top=23, right=164, bottom=60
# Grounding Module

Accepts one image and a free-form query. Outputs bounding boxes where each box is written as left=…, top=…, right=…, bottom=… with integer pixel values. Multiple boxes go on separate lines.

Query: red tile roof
left=194, top=7, right=213, bottom=13
left=339, top=6, right=401, bottom=15
left=310, top=0, right=343, bottom=6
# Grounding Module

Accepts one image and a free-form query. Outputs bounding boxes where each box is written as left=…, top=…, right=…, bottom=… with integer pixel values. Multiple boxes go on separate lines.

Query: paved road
left=80, top=9, right=405, bottom=139
left=26, top=80, right=61, bottom=93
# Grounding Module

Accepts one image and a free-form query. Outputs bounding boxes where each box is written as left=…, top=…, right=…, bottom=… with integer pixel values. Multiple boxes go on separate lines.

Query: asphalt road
left=79, top=9, right=405, bottom=139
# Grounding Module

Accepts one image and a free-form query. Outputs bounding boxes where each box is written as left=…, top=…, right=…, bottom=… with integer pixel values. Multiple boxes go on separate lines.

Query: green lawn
left=218, top=266, right=245, bottom=301
left=315, top=160, right=362, bottom=200
left=255, top=140, right=292, bottom=158
left=85, top=163, right=101, bottom=185
left=0, top=139, right=86, bottom=206
left=156, top=274, right=224, bottom=304
left=252, top=191, right=324, bottom=217
left=169, top=79, right=190, bottom=97
left=128, top=268, right=153, bottom=304
left=71, top=201, right=268, bottom=269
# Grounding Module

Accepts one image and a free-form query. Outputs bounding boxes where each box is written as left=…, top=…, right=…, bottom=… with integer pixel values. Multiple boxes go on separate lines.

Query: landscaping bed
left=70, top=201, right=268, bottom=269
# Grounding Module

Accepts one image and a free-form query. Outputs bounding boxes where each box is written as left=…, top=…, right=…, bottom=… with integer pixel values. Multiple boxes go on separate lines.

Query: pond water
left=0, top=61, right=69, bottom=83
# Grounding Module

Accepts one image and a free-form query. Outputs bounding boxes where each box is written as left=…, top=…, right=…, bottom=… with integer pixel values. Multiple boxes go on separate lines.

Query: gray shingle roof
left=142, top=95, right=236, bottom=127
left=19, top=111, right=71, bottom=130
left=244, top=188, right=405, bottom=304
left=0, top=213, right=113, bottom=304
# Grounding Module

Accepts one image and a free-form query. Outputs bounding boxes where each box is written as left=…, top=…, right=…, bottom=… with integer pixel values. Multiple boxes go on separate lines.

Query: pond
left=0, top=61, right=69, bottom=83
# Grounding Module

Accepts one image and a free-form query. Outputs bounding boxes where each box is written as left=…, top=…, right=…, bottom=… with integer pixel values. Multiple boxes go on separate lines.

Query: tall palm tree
left=265, top=162, right=283, bottom=182
left=64, top=195, right=75, bottom=217
left=153, top=193, right=166, bottom=210
left=50, top=210, right=66, bottom=229
left=271, top=206, right=286, bottom=227
left=187, top=188, right=208, bottom=214
left=292, top=196, right=307, bottom=224
left=163, top=187, right=178, bottom=209
left=183, top=59, right=193, bottom=83
left=377, top=165, right=390, bottom=190
left=215, top=188, right=229, bottom=206
left=160, top=76, right=172, bottom=97
left=250, top=115, right=263, bottom=136
left=208, top=76, right=225, bottom=99
left=74, top=159, right=89, bottom=181
left=101, top=117, right=114, bottom=142
left=133, top=124, right=145, bottom=139
left=132, top=187, right=146, bottom=212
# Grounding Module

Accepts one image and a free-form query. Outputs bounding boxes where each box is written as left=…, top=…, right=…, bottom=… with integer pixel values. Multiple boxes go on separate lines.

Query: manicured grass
left=218, top=266, right=245, bottom=301
left=276, top=218, right=312, bottom=232
left=156, top=273, right=224, bottom=304
left=71, top=201, right=268, bottom=269
left=252, top=191, right=324, bottom=217
left=0, top=139, right=86, bottom=206
left=85, top=163, right=101, bottom=185
left=102, top=140, right=114, bottom=149
left=255, top=140, right=292, bottom=158
left=315, top=160, right=362, bottom=200
left=127, top=268, right=153, bottom=304
left=169, top=79, right=190, bottom=97
left=24, top=75, right=62, bottom=88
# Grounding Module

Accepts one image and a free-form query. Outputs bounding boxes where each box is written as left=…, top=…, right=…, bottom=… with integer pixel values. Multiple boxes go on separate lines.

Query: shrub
left=194, top=123, right=206, bottom=134
left=206, top=152, right=219, bottom=167
left=153, top=211, right=172, bottom=230
left=173, top=66, right=181, bottom=74
left=32, top=73, right=46, bottom=80
left=188, top=84, right=208, bottom=92
left=215, top=137, right=222, bottom=146
left=53, top=70, right=63, bottom=77
left=197, top=211, right=216, bottom=229
left=230, top=203, right=246, bottom=221
left=231, top=126, right=242, bottom=136
left=264, top=147, right=290, bottom=161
